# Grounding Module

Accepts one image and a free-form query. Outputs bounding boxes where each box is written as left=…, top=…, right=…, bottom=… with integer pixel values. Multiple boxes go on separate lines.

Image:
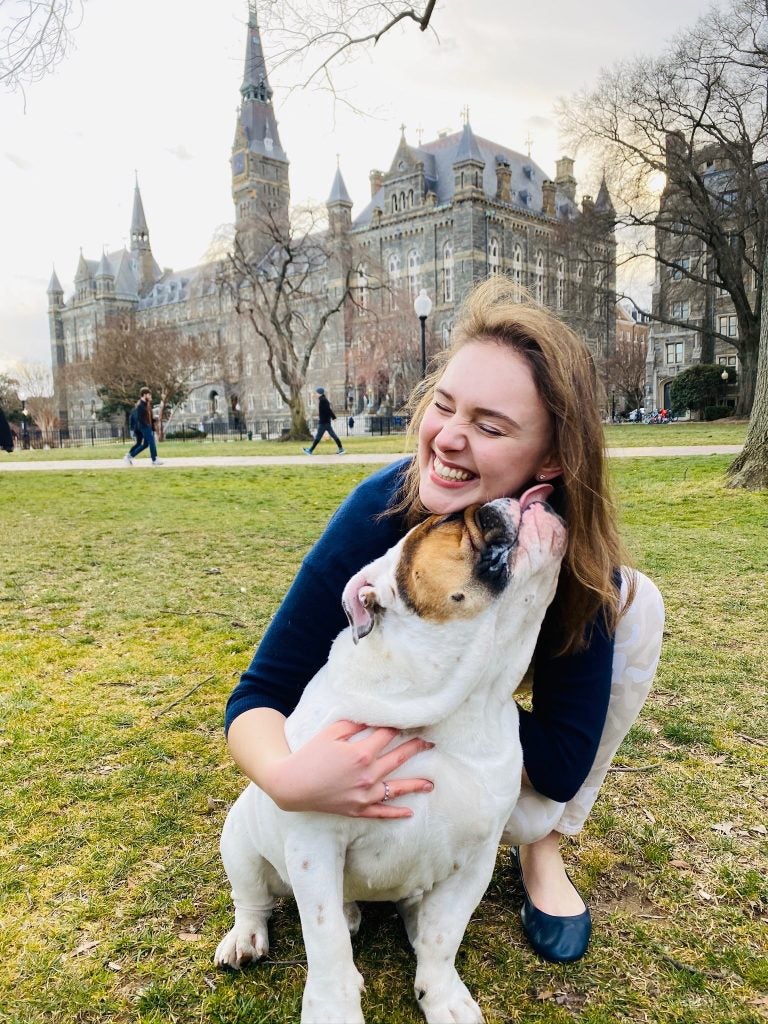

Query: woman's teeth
left=434, top=455, right=473, bottom=482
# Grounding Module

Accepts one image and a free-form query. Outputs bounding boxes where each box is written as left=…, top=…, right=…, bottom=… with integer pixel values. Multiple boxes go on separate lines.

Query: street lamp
left=413, top=288, right=432, bottom=378
left=611, top=390, right=616, bottom=423
left=721, top=369, right=729, bottom=382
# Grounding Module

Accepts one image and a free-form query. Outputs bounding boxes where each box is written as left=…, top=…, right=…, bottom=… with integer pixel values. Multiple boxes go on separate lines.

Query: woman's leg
left=504, top=571, right=665, bottom=913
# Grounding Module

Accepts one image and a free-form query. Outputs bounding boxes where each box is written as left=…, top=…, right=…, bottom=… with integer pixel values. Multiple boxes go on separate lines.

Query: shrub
left=703, top=405, right=732, bottom=421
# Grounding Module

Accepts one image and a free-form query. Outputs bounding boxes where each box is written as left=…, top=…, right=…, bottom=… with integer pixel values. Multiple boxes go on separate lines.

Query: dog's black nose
left=474, top=503, right=518, bottom=589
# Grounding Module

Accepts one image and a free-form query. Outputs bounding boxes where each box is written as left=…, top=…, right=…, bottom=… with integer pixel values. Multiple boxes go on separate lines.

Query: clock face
left=232, top=151, right=245, bottom=175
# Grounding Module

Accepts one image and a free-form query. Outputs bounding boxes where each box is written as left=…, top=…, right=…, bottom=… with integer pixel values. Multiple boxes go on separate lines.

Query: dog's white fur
left=215, top=496, right=566, bottom=1024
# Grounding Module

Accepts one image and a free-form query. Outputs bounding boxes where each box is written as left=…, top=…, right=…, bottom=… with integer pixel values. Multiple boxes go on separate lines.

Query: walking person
left=123, top=387, right=163, bottom=466
left=303, top=387, right=345, bottom=455
left=226, top=279, right=664, bottom=965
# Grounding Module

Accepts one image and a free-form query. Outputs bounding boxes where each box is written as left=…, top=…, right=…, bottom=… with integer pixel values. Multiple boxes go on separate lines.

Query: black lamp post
left=413, top=288, right=432, bottom=378
left=611, top=390, right=616, bottom=423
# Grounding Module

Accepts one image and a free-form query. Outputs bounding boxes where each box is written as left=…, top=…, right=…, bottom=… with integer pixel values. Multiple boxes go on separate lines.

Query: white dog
left=215, top=491, right=567, bottom=1024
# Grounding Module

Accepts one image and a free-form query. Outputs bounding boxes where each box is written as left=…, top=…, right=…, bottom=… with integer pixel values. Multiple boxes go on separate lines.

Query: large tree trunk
left=734, top=326, right=759, bottom=418
left=726, top=255, right=768, bottom=490
left=285, top=391, right=311, bottom=441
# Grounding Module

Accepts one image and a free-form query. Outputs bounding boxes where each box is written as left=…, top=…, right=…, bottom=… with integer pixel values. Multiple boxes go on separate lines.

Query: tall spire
left=131, top=174, right=150, bottom=252
left=238, top=2, right=286, bottom=161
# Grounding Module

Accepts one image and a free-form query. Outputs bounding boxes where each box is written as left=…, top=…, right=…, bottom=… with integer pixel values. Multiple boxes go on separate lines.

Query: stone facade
left=50, top=4, right=616, bottom=431
left=646, top=136, right=746, bottom=414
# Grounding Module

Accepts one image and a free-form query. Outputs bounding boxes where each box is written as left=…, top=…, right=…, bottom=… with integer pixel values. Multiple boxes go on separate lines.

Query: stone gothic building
left=49, top=3, right=616, bottom=431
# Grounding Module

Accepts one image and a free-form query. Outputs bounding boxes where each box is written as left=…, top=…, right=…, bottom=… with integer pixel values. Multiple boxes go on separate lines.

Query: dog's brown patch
left=395, top=508, right=496, bottom=622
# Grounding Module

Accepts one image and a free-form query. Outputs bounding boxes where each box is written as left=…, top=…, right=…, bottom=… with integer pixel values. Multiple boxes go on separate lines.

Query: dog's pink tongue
left=518, top=482, right=554, bottom=511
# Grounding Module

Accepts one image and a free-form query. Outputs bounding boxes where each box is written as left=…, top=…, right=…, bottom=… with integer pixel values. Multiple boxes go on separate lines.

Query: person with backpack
left=303, top=387, right=345, bottom=456
left=123, top=387, right=163, bottom=466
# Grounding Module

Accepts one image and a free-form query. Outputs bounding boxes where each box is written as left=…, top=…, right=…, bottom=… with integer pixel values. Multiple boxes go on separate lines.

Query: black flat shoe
left=512, top=847, right=592, bottom=964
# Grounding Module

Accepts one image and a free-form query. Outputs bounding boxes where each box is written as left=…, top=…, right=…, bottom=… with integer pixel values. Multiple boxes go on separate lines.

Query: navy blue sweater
left=226, top=459, right=614, bottom=803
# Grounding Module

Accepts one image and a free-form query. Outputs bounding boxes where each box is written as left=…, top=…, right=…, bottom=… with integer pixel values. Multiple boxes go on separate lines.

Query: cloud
left=166, top=144, right=195, bottom=160
left=5, top=152, right=31, bottom=171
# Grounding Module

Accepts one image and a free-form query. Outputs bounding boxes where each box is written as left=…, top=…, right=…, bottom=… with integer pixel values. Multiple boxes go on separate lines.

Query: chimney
left=555, top=156, right=576, bottom=203
left=581, top=194, right=594, bottom=214
left=542, top=180, right=556, bottom=217
left=495, top=157, right=512, bottom=202
left=369, top=169, right=384, bottom=198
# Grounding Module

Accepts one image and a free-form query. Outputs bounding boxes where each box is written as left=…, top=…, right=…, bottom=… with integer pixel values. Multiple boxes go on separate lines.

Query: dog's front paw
left=415, top=972, right=484, bottom=1024
left=301, top=966, right=365, bottom=1023
left=214, top=919, right=269, bottom=969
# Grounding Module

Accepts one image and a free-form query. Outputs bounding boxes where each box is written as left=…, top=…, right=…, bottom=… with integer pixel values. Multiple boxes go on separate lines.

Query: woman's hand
left=264, top=719, right=434, bottom=819
left=227, top=708, right=434, bottom=819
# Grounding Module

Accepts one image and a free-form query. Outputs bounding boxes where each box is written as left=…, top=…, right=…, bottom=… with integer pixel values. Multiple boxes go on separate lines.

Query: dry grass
left=0, top=456, right=765, bottom=1023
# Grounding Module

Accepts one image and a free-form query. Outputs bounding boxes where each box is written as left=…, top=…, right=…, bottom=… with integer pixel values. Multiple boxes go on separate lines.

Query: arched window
left=576, top=263, right=584, bottom=312
left=408, top=189, right=414, bottom=207
left=388, top=252, right=401, bottom=310
left=534, top=249, right=544, bottom=303
left=488, top=236, right=500, bottom=276
left=356, top=263, right=368, bottom=315
left=594, top=264, right=605, bottom=318
left=555, top=256, right=565, bottom=309
left=511, top=244, right=523, bottom=299
left=400, top=191, right=406, bottom=211
left=441, top=320, right=453, bottom=347
left=391, top=194, right=398, bottom=213
left=442, top=240, right=454, bottom=303
left=407, top=248, right=420, bottom=298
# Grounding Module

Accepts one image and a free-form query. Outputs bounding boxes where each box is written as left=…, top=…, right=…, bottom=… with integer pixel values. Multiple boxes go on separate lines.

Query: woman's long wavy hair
left=389, top=276, right=634, bottom=654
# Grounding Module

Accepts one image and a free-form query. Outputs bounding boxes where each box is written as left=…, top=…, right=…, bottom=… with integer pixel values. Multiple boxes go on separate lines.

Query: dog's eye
left=451, top=592, right=465, bottom=602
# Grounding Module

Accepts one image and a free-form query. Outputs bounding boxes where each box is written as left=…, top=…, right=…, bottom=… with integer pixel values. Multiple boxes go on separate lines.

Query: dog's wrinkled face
left=395, top=503, right=513, bottom=622
left=342, top=484, right=564, bottom=641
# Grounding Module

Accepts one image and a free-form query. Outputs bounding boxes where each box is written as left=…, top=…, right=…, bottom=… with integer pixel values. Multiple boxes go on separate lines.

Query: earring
left=536, top=473, right=547, bottom=481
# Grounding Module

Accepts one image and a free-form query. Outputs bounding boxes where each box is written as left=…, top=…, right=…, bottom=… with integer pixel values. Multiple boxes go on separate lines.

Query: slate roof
left=353, top=128, right=580, bottom=228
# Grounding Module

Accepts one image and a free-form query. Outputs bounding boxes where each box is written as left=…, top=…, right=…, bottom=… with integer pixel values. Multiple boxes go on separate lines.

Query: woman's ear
left=537, top=456, right=562, bottom=481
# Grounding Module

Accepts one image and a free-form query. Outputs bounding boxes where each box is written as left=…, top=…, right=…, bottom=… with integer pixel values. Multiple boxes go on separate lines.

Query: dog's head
left=342, top=484, right=566, bottom=643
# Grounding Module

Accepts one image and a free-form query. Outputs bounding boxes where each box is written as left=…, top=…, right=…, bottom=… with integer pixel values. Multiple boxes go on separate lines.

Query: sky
left=0, top=0, right=722, bottom=375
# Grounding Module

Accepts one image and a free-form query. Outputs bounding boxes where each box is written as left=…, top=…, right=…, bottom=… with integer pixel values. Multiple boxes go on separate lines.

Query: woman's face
left=417, top=340, right=561, bottom=515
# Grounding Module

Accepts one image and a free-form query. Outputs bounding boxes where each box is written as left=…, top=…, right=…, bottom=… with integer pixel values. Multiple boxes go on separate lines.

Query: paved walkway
left=0, top=445, right=744, bottom=472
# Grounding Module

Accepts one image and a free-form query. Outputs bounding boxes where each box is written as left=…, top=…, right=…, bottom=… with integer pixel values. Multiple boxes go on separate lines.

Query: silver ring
left=381, top=781, right=391, bottom=803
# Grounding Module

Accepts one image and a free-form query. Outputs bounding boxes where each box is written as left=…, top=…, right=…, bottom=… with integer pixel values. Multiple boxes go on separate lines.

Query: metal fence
left=11, top=414, right=411, bottom=450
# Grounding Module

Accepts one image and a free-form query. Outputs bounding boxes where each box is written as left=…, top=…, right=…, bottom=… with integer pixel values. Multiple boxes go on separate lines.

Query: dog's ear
left=342, top=569, right=380, bottom=644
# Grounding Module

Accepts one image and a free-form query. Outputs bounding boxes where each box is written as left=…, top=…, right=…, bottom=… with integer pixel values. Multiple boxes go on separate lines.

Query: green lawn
left=0, top=457, right=765, bottom=1023
left=3, top=419, right=747, bottom=461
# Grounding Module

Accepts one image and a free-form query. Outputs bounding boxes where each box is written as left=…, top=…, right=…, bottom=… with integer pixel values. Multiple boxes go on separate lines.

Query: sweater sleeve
left=224, top=459, right=411, bottom=733
left=517, top=610, right=614, bottom=803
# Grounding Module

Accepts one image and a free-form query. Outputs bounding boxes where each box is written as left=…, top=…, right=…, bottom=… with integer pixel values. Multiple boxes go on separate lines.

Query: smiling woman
left=224, top=276, right=665, bottom=972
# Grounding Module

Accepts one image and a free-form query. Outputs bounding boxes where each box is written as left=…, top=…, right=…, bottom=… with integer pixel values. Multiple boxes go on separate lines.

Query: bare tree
left=559, top=0, right=768, bottom=421
left=217, top=205, right=360, bottom=440
left=1, top=0, right=84, bottom=97
left=13, top=360, right=58, bottom=440
left=261, top=1, right=439, bottom=93
left=65, top=315, right=206, bottom=438
left=599, top=333, right=647, bottom=416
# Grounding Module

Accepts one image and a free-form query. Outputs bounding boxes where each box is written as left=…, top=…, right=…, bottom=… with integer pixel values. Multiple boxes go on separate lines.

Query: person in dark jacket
left=123, top=387, right=163, bottom=466
left=0, top=405, right=14, bottom=453
left=303, top=387, right=345, bottom=455
left=227, top=280, right=664, bottom=965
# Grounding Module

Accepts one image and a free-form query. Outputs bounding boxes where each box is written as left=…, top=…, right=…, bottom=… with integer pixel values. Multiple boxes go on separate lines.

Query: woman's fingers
left=375, top=735, right=434, bottom=774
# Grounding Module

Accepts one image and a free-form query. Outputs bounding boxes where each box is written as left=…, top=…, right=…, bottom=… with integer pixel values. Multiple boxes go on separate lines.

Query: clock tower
left=232, top=1, right=290, bottom=261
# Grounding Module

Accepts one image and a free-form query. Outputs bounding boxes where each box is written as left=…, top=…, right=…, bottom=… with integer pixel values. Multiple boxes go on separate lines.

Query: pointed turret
left=454, top=121, right=484, bottom=165
left=129, top=177, right=159, bottom=295
left=75, top=250, right=91, bottom=282
left=452, top=120, right=485, bottom=197
left=95, top=251, right=115, bottom=297
left=328, top=165, right=352, bottom=206
left=594, top=176, right=615, bottom=216
left=47, top=266, right=64, bottom=300
left=327, top=164, right=353, bottom=235
left=131, top=176, right=150, bottom=252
